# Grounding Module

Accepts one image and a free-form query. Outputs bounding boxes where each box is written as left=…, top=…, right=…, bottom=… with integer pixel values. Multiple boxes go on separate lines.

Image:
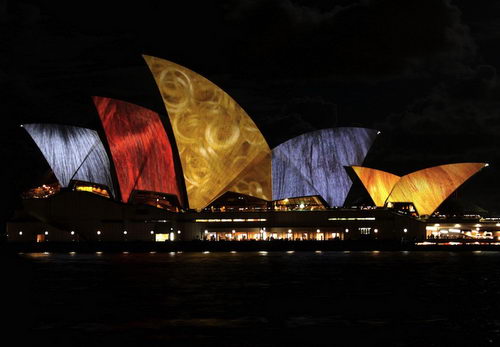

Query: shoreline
left=3, top=240, right=500, bottom=253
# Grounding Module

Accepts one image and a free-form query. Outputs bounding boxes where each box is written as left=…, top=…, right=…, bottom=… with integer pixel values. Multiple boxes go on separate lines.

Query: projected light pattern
left=144, top=55, right=271, bottom=209
left=93, top=97, right=181, bottom=204
left=387, top=163, right=487, bottom=216
left=272, top=128, right=378, bottom=207
left=23, top=124, right=114, bottom=196
left=351, top=166, right=400, bottom=206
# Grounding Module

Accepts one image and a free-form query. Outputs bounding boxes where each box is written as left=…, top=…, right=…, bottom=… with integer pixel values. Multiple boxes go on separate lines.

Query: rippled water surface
left=7, top=251, right=500, bottom=346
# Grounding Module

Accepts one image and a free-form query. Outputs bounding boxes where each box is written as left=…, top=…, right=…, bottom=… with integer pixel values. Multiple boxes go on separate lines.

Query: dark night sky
left=1, top=0, right=499, bottom=224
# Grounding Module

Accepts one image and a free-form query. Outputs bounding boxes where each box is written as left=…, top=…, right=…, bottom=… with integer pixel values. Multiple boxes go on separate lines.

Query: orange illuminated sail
left=387, top=163, right=487, bottom=216
left=143, top=55, right=271, bottom=209
left=351, top=166, right=400, bottom=206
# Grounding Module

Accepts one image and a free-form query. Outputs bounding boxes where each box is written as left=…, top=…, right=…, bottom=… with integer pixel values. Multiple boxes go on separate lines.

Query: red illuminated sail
left=93, top=96, right=181, bottom=204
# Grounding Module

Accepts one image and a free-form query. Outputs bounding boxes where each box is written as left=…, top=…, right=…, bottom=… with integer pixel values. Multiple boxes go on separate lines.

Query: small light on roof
left=485, top=163, right=490, bottom=167
left=377, top=131, right=381, bottom=135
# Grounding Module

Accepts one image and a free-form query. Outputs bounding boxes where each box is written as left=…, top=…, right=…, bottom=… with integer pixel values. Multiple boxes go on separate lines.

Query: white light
left=263, top=227, right=266, bottom=231
left=232, top=230, right=235, bottom=234
left=455, top=224, right=461, bottom=228
left=44, top=231, right=49, bottom=235
left=496, top=223, right=500, bottom=227
left=288, top=229, right=292, bottom=233
left=299, top=203, right=305, bottom=209
left=230, top=251, right=237, bottom=254
left=316, top=229, right=320, bottom=233
left=96, top=251, right=103, bottom=255
left=204, top=230, right=208, bottom=234
left=203, top=251, right=210, bottom=254
left=150, top=230, right=154, bottom=234
left=18, top=231, right=23, bottom=236
left=403, top=228, right=408, bottom=233
left=377, top=131, right=381, bottom=135
left=97, top=231, right=101, bottom=235
left=434, top=224, right=440, bottom=227
left=177, top=230, right=181, bottom=234
left=345, top=228, right=349, bottom=233
left=475, top=224, right=481, bottom=227
left=374, top=229, right=378, bottom=233
left=70, top=231, right=75, bottom=235
left=485, top=163, right=489, bottom=167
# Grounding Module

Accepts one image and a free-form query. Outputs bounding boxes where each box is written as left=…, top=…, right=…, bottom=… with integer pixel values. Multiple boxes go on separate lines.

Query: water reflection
left=20, top=251, right=500, bottom=346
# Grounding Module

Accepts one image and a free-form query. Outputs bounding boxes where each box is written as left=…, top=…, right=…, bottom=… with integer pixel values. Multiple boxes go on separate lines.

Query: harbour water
left=4, top=251, right=500, bottom=346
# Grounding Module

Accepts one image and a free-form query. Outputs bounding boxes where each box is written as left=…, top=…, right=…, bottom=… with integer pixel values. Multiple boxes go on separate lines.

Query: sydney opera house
left=6, top=56, right=495, bottom=244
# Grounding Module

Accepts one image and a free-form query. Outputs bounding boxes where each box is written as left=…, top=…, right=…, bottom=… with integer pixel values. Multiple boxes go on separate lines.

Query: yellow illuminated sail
left=387, top=163, right=487, bottom=216
left=351, top=166, right=400, bottom=206
left=143, top=55, right=272, bottom=209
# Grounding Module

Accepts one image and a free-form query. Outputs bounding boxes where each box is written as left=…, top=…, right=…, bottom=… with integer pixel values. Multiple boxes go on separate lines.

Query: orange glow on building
left=351, top=166, right=400, bottom=206
left=143, top=55, right=272, bottom=209
left=387, top=163, right=487, bottom=216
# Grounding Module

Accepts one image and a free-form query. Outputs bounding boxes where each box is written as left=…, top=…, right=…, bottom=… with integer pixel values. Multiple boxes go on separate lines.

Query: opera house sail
left=143, top=55, right=272, bottom=209
left=23, top=123, right=115, bottom=196
left=93, top=96, right=182, bottom=205
left=350, top=166, right=400, bottom=207
left=352, top=163, right=487, bottom=216
left=272, top=128, right=378, bottom=207
left=386, top=163, right=487, bottom=216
